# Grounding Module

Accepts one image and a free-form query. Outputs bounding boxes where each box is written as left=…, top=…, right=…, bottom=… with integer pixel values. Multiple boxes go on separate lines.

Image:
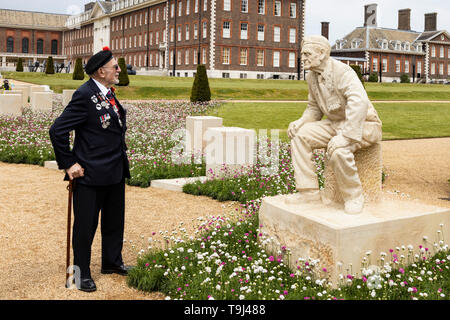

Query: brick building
left=328, top=4, right=450, bottom=83
left=0, top=9, right=67, bottom=70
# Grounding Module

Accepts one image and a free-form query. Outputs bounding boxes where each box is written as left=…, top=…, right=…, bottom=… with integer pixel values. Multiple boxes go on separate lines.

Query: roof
left=0, top=9, right=68, bottom=30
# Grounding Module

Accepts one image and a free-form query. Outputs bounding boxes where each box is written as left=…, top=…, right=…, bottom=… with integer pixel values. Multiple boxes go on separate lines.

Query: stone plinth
left=30, top=86, right=46, bottom=105
left=259, top=194, right=450, bottom=287
left=205, top=127, right=256, bottom=178
left=322, top=143, right=382, bottom=204
left=151, top=176, right=208, bottom=192
left=62, top=89, right=76, bottom=106
left=31, top=92, right=53, bottom=112
left=44, top=161, right=59, bottom=170
left=12, top=85, right=31, bottom=103
left=0, top=94, right=22, bottom=116
left=4, top=89, right=27, bottom=106
left=186, top=116, right=223, bottom=155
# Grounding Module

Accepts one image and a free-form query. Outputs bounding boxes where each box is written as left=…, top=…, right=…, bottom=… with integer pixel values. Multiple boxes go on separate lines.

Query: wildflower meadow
left=0, top=97, right=448, bottom=300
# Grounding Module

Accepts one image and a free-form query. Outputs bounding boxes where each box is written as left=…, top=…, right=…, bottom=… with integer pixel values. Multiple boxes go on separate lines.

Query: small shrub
left=368, top=72, right=378, bottom=83
left=190, top=64, right=211, bottom=102
left=117, top=57, right=130, bottom=86
left=45, top=56, right=55, bottom=74
left=72, top=58, right=85, bottom=80
left=16, top=58, right=24, bottom=72
left=400, top=74, right=411, bottom=83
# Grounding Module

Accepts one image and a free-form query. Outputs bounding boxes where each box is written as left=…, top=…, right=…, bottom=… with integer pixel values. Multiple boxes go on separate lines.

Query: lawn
left=3, top=71, right=450, bottom=101
left=205, top=102, right=450, bottom=141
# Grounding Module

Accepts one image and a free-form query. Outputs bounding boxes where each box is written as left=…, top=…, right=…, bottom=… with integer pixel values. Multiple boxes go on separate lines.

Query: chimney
left=424, top=12, right=437, bottom=32
left=398, top=9, right=411, bottom=31
left=364, top=4, right=378, bottom=27
left=84, top=2, right=95, bottom=12
left=321, top=22, right=330, bottom=40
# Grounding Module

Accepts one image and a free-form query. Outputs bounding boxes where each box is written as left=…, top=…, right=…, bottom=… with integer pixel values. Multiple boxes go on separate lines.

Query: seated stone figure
left=286, top=35, right=382, bottom=214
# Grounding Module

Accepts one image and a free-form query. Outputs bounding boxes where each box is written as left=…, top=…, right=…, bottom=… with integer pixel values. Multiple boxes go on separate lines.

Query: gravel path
left=0, top=138, right=449, bottom=299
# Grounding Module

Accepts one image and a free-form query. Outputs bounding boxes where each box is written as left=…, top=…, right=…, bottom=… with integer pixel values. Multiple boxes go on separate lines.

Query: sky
left=0, top=0, right=449, bottom=45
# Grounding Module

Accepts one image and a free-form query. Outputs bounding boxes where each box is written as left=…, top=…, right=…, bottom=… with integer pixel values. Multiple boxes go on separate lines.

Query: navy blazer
left=49, top=78, right=130, bottom=186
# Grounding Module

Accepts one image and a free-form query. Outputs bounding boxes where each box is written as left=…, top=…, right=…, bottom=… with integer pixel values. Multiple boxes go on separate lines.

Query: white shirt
left=91, top=78, right=109, bottom=97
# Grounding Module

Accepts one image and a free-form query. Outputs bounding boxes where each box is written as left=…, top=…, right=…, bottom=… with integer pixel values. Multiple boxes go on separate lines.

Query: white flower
left=279, top=295, right=285, bottom=300
left=216, top=284, right=221, bottom=290
left=440, top=293, right=446, bottom=298
left=165, top=296, right=171, bottom=300
left=239, top=295, right=245, bottom=300
left=208, top=296, right=215, bottom=300
left=371, top=290, right=376, bottom=298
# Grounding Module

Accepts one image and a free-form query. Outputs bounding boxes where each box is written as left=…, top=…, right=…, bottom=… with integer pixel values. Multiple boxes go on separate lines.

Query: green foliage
left=16, top=58, right=23, bottom=72
left=72, top=58, right=85, bottom=80
left=190, top=64, right=211, bottom=102
left=368, top=72, right=378, bottom=83
left=118, top=57, right=130, bottom=86
left=45, top=56, right=55, bottom=74
left=350, top=65, right=364, bottom=87
left=400, top=74, right=411, bottom=83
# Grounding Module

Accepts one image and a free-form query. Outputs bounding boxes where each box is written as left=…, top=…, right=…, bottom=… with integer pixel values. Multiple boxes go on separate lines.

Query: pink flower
left=322, top=268, right=327, bottom=273
left=269, top=256, right=275, bottom=262
left=362, top=276, right=367, bottom=282
left=283, top=290, right=288, bottom=295
left=290, top=273, right=295, bottom=278
left=399, top=268, right=405, bottom=274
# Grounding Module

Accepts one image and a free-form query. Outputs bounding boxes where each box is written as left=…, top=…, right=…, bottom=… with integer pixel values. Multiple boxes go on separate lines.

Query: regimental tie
left=106, top=90, right=123, bottom=127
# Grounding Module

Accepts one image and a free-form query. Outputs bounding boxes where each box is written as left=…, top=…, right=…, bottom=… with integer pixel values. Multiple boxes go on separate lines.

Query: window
left=171, top=3, right=175, bottom=18
left=274, top=26, right=280, bottom=42
left=223, top=21, right=230, bottom=38
left=258, top=0, right=265, bottom=14
left=150, top=10, right=153, bottom=23
left=170, top=50, right=174, bottom=65
left=51, top=39, right=58, bottom=55
left=257, top=50, right=264, bottom=66
left=224, top=0, right=231, bottom=11
left=417, top=61, right=422, bottom=74
left=448, top=64, right=450, bottom=76
left=240, top=23, right=248, bottom=40
left=202, top=48, right=207, bottom=64
left=274, top=1, right=281, bottom=16
left=156, top=31, right=159, bottom=44
left=185, top=49, right=189, bottom=65
left=139, top=34, right=142, bottom=47
left=439, top=63, right=444, bottom=75
left=22, top=38, right=29, bottom=53
left=258, top=25, right=265, bottom=41
left=186, top=0, right=190, bottom=15
left=204, top=0, right=207, bottom=11
left=372, top=57, right=378, bottom=72
left=195, top=0, right=198, bottom=13
left=178, top=26, right=182, bottom=41
left=203, top=21, right=207, bottom=38
left=194, top=23, right=198, bottom=39
left=289, top=52, right=295, bottom=68
left=404, top=60, right=409, bottom=73
left=395, top=60, right=401, bottom=73
left=156, top=8, right=159, bottom=22
left=178, top=51, right=182, bottom=65
left=240, top=73, right=247, bottom=79
left=37, top=39, right=44, bottom=54
left=193, top=48, right=198, bottom=64
left=431, top=46, right=436, bottom=57
left=289, top=28, right=296, bottom=43
left=290, top=3, right=296, bottom=18
left=186, top=25, right=190, bottom=41
left=170, top=27, right=174, bottom=42
left=382, top=58, right=387, bottom=72
left=150, top=32, right=153, bottom=45
left=240, top=48, right=248, bottom=65
left=178, top=1, right=182, bottom=16
left=440, top=46, right=444, bottom=58
left=273, top=51, right=280, bottom=67
left=6, top=37, right=14, bottom=53
left=222, top=72, right=230, bottom=78
left=431, top=63, right=435, bottom=75
left=241, top=0, right=248, bottom=13
left=222, top=47, right=230, bottom=64
left=257, top=74, right=264, bottom=79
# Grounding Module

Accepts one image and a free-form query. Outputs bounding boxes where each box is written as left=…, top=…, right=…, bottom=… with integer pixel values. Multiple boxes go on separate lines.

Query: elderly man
left=49, top=47, right=132, bottom=292
left=287, top=35, right=382, bottom=214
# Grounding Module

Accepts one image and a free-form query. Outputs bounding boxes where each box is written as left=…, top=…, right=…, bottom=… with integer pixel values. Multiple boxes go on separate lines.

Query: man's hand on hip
left=287, top=119, right=305, bottom=140
left=66, top=163, right=85, bottom=180
left=327, top=135, right=352, bottom=158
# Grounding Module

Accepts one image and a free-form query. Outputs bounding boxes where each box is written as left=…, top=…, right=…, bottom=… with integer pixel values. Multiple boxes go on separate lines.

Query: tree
left=16, top=58, right=24, bottom=72
left=400, top=73, right=410, bottom=83
left=350, top=65, right=365, bottom=88
left=117, top=57, right=130, bottom=86
left=45, top=56, right=55, bottom=74
left=72, top=58, right=85, bottom=80
left=190, top=64, right=211, bottom=102
left=368, top=72, right=378, bottom=83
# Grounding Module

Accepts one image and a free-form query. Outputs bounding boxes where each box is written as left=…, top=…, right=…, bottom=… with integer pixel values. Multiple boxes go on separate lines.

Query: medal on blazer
left=100, top=113, right=111, bottom=129
left=91, top=95, right=98, bottom=104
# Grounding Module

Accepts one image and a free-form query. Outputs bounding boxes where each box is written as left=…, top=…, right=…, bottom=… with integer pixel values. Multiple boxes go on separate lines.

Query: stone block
left=62, top=89, right=76, bottom=106
left=13, top=85, right=31, bottom=103
left=259, top=194, right=450, bottom=287
left=4, top=89, right=27, bottom=106
left=0, top=94, right=23, bottom=116
left=31, top=92, right=53, bottom=112
left=44, top=161, right=59, bottom=170
left=186, top=116, right=223, bottom=155
left=322, top=143, right=382, bottom=204
left=30, top=86, right=46, bottom=105
left=151, top=176, right=208, bottom=192
left=205, top=127, right=256, bottom=178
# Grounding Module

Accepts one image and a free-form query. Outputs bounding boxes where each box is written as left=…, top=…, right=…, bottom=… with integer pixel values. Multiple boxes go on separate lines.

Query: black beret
left=85, top=47, right=113, bottom=75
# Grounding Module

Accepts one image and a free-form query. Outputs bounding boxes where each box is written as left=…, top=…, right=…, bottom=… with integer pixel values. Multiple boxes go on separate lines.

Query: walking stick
left=65, top=179, right=74, bottom=288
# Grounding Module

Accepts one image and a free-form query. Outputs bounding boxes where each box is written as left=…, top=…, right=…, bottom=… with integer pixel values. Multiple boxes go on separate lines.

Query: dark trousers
left=72, top=179, right=125, bottom=279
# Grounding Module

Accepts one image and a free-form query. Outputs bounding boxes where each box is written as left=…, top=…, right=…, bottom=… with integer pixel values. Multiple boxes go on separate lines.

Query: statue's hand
left=287, top=119, right=305, bottom=140
left=327, top=135, right=352, bottom=158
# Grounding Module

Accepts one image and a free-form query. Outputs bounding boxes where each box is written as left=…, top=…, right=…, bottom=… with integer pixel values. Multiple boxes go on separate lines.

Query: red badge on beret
left=103, top=46, right=110, bottom=51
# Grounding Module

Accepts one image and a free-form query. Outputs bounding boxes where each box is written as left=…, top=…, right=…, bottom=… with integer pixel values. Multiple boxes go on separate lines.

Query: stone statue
left=286, top=35, right=382, bottom=214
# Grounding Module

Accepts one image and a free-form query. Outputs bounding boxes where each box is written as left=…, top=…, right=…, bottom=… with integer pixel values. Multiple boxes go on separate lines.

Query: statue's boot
left=285, top=189, right=321, bottom=204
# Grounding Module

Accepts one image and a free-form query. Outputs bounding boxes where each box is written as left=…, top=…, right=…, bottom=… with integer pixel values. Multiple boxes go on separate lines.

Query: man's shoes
left=78, top=278, right=97, bottom=292
left=344, top=194, right=365, bottom=215
left=101, top=264, right=134, bottom=276
left=285, top=189, right=321, bottom=204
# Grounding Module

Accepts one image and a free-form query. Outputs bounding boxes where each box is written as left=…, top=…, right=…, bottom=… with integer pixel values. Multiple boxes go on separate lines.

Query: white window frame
left=440, top=46, right=444, bottom=58
left=273, top=51, right=280, bottom=67
left=258, top=25, right=265, bottom=41
left=404, top=60, right=409, bottom=73
left=274, top=1, right=281, bottom=17
left=417, top=61, right=422, bottom=74
left=223, top=21, right=230, bottom=38
left=240, top=23, right=248, bottom=40
left=439, top=63, right=444, bottom=75
left=274, top=26, right=280, bottom=42
left=222, top=47, right=230, bottom=65
left=241, top=0, right=248, bottom=13
left=290, top=3, right=296, bottom=18
left=240, top=48, right=248, bottom=65
left=178, top=1, right=182, bottom=16
left=186, top=0, right=190, bottom=15
left=186, top=25, right=190, bottom=41
left=431, top=63, right=436, bottom=75
left=224, top=0, right=231, bottom=11
left=289, top=52, right=295, bottom=68
left=257, top=49, right=264, bottom=66
left=395, top=60, right=400, bottom=73
left=258, top=0, right=265, bottom=14
left=289, top=28, right=296, bottom=43
left=185, top=49, right=189, bottom=65
left=203, top=21, right=207, bottom=39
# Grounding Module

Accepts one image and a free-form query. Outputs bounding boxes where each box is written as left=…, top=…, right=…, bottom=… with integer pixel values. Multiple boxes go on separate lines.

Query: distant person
left=49, top=47, right=132, bottom=293
left=2, top=79, right=10, bottom=90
